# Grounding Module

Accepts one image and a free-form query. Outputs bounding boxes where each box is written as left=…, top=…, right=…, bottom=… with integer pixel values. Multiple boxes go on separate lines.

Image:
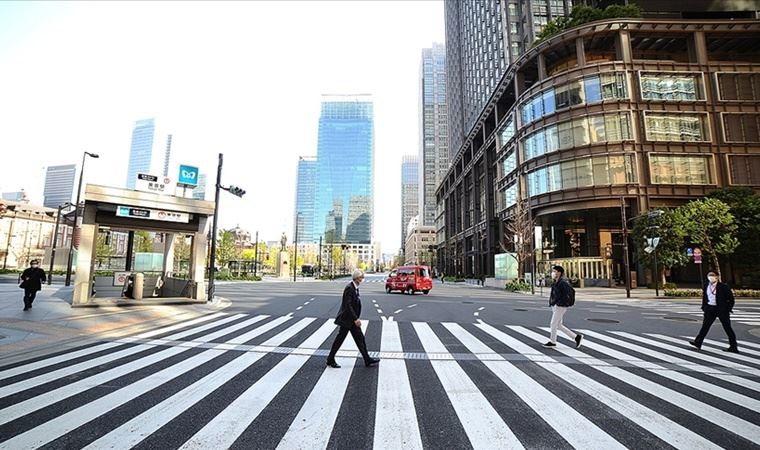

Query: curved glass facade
left=314, top=98, right=374, bottom=244
left=527, top=154, right=637, bottom=196
left=519, top=73, right=628, bottom=127
left=523, top=112, right=632, bottom=161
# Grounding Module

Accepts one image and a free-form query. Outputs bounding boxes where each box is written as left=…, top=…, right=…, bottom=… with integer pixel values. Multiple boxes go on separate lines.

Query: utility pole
left=620, top=197, right=631, bottom=298
left=318, top=235, right=322, bottom=278
left=293, top=213, right=300, bottom=282
left=65, top=151, right=99, bottom=286
left=253, top=231, right=258, bottom=278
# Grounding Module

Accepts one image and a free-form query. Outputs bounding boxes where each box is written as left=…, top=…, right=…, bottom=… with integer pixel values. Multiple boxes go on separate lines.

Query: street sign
left=113, top=271, right=130, bottom=287
left=116, top=205, right=190, bottom=223
left=693, top=247, right=702, bottom=264
left=135, top=173, right=174, bottom=194
left=177, top=165, right=199, bottom=188
left=687, top=247, right=693, bottom=257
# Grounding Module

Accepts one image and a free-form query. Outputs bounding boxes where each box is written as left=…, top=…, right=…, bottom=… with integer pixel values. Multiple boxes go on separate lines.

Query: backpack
left=565, top=279, right=576, bottom=307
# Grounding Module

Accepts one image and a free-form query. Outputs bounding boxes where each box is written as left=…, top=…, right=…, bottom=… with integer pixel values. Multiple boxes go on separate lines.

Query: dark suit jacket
left=20, top=267, right=46, bottom=292
left=702, top=282, right=735, bottom=313
left=334, top=282, right=361, bottom=328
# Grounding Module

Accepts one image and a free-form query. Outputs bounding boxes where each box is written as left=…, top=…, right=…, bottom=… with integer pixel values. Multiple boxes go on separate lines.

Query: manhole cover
left=587, top=318, right=620, bottom=324
left=663, top=316, right=699, bottom=322
left=514, top=308, right=528, bottom=312
left=462, top=301, right=474, bottom=304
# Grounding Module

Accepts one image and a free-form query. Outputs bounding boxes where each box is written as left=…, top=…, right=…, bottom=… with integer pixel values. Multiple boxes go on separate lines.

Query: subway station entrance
left=71, top=184, right=215, bottom=307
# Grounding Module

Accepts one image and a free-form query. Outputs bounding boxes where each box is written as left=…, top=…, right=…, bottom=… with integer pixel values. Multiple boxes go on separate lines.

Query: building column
left=72, top=223, right=96, bottom=306
left=575, top=37, right=586, bottom=68
left=691, top=30, right=708, bottom=65
left=162, top=232, right=175, bottom=279
left=615, top=30, right=632, bottom=64
left=537, top=53, right=547, bottom=81
left=190, top=218, right=208, bottom=301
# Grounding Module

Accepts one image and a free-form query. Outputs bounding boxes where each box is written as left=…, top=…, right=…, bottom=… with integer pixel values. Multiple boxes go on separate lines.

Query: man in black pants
left=19, top=259, right=46, bottom=311
left=326, top=269, right=380, bottom=368
left=690, top=270, right=739, bottom=353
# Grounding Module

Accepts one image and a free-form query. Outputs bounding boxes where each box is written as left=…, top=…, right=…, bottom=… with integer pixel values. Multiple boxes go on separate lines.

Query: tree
left=533, top=3, right=641, bottom=46
left=631, top=209, right=689, bottom=285
left=501, top=198, right=533, bottom=280
left=174, top=235, right=191, bottom=261
left=240, top=248, right=256, bottom=260
left=674, top=198, right=739, bottom=276
left=215, top=230, right=238, bottom=268
left=134, top=230, right=154, bottom=253
left=707, top=187, right=760, bottom=276
left=95, top=232, right=114, bottom=266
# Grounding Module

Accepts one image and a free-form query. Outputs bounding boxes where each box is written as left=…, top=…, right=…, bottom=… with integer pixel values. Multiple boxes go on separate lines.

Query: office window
left=717, top=73, right=760, bottom=101
left=723, top=113, right=760, bottom=143
left=640, top=72, right=703, bottom=101
left=527, top=154, right=636, bottom=195
left=571, top=117, right=589, bottom=146
left=522, top=113, right=632, bottom=161
left=644, top=113, right=710, bottom=142
left=729, top=155, right=760, bottom=185
left=650, top=155, right=712, bottom=184
left=504, top=183, right=518, bottom=208
left=584, top=76, right=602, bottom=103
left=545, top=124, right=559, bottom=152
left=557, top=120, right=574, bottom=149
left=542, top=90, right=555, bottom=116
left=498, top=115, right=516, bottom=148
left=504, top=151, right=517, bottom=175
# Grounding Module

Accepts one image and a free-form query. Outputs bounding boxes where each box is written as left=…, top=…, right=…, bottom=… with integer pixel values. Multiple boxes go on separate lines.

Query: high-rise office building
left=192, top=173, right=207, bottom=200
left=2, top=191, right=27, bottom=202
left=401, top=155, right=419, bottom=251
left=43, top=164, right=76, bottom=208
left=419, top=43, right=448, bottom=227
left=445, top=0, right=573, bottom=156
left=294, top=156, right=317, bottom=243
left=314, top=95, right=374, bottom=244
left=125, top=118, right=156, bottom=190
left=163, top=134, right=173, bottom=177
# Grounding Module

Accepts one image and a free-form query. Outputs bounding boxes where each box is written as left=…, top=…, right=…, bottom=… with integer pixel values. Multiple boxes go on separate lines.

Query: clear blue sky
left=0, top=1, right=445, bottom=252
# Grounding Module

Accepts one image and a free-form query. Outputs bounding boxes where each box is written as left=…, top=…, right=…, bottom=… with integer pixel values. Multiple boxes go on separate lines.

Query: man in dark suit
left=19, top=259, right=46, bottom=311
left=690, top=270, right=738, bottom=353
left=326, top=269, right=380, bottom=368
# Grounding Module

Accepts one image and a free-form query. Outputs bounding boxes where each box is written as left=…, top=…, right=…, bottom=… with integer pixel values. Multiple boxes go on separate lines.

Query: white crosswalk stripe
left=0, top=313, right=758, bottom=449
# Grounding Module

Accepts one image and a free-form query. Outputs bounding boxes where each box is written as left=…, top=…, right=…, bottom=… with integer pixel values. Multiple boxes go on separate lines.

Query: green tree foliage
left=631, top=209, right=689, bottom=283
left=674, top=198, right=739, bottom=276
left=174, top=235, right=191, bottom=261
left=533, top=4, right=642, bottom=46
left=134, top=230, right=154, bottom=253
left=240, top=248, right=256, bottom=260
left=215, top=230, right=239, bottom=268
left=95, top=232, right=114, bottom=265
left=707, top=187, right=760, bottom=271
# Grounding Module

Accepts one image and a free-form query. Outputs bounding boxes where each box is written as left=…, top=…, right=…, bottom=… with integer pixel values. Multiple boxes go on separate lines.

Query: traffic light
left=227, top=185, right=246, bottom=197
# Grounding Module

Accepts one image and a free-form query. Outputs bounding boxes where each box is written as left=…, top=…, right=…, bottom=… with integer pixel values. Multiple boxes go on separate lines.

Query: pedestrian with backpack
left=543, top=265, right=583, bottom=349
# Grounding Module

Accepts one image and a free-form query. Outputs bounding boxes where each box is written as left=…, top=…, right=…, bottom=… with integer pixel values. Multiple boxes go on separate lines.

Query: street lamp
left=65, top=151, right=99, bottom=286
left=49, top=202, right=73, bottom=284
left=293, top=212, right=301, bottom=282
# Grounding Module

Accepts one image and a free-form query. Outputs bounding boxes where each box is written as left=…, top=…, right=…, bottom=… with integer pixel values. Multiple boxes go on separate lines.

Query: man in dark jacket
left=690, top=270, right=738, bottom=353
left=543, top=265, right=582, bottom=349
left=326, top=269, right=380, bottom=368
left=20, top=259, right=46, bottom=311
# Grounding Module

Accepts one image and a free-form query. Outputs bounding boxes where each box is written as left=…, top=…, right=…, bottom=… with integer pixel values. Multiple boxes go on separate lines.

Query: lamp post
left=253, top=231, right=258, bottom=278
left=49, top=202, right=73, bottom=284
left=341, top=243, right=348, bottom=275
left=65, top=151, right=99, bottom=286
left=293, top=213, right=301, bottom=282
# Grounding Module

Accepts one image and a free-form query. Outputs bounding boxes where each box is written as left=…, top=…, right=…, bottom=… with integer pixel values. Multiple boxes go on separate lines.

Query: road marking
left=394, top=309, right=403, bottom=314
left=477, top=307, right=485, bottom=311
left=408, top=304, right=417, bottom=308
left=374, top=320, right=422, bottom=449
left=377, top=309, right=383, bottom=314
left=473, top=312, right=479, bottom=317
left=413, top=322, right=524, bottom=450
left=296, top=306, right=303, bottom=310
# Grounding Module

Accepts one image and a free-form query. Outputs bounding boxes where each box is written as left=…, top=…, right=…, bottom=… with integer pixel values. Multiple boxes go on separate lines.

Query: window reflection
left=649, top=155, right=712, bottom=184
left=527, top=154, right=637, bottom=196
left=640, top=72, right=702, bottom=101
left=644, top=113, right=709, bottom=142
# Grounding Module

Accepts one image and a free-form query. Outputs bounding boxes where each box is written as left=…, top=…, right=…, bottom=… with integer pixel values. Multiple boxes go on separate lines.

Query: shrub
left=664, top=289, right=701, bottom=297
left=648, top=282, right=677, bottom=290
left=505, top=280, right=531, bottom=292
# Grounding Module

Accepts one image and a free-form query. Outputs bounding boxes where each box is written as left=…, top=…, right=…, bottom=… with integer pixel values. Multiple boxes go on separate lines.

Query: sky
left=0, top=0, right=445, bottom=253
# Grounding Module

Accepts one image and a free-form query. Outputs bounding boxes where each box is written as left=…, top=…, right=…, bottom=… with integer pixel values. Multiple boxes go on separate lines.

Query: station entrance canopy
left=72, top=184, right=215, bottom=306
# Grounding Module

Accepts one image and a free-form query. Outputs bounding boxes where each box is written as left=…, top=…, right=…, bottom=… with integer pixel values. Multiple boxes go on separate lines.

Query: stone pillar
left=537, top=53, right=547, bottom=81
left=615, top=30, right=632, bottom=64
left=190, top=218, right=208, bottom=301
left=575, top=37, right=586, bottom=68
left=72, top=223, right=97, bottom=306
left=162, top=232, right=175, bottom=279
left=692, top=31, right=708, bottom=65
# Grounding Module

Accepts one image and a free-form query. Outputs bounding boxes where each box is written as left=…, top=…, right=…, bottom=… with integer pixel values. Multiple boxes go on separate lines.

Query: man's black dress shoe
left=365, top=358, right=380, bottom=367
left=326, top=361, right=341, bottom=368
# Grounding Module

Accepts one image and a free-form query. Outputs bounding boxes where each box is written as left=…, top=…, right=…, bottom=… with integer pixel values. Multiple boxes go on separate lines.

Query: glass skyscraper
left=419, top=43, right=448, bottom=227
left=401, top=155, right=419, bottom=251
left=294, top=156, right=317, bottom=243
left=42, top=164, right=76, bottom=208
left=125, top=118, right=156, bottom=190
left=314, top=95, right=374, bottom=244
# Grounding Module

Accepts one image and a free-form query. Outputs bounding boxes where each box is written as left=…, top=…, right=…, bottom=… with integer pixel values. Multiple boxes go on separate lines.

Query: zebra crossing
left=1, top=312, right=759, bottom=449
left=618, top=299, right=760, bottom=327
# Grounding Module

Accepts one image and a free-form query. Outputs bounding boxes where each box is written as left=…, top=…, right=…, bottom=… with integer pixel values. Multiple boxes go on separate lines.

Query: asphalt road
left=1, top=277, right=760, bottom=449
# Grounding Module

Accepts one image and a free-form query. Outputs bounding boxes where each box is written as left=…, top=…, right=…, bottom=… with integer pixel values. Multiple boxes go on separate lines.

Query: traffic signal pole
left=208, top=153, right=223, bottom=301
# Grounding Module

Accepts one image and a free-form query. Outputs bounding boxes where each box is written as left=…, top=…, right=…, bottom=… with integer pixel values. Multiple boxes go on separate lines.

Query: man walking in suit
left=690, top=270, right=739, bottom=353
left=326, top=269, right=380, bottom=368
left=19, top=259, right=46, bottom=311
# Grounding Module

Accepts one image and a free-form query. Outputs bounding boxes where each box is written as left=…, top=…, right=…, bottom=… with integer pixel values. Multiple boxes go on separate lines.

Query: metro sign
left=178, top=165, right=199, bottom=188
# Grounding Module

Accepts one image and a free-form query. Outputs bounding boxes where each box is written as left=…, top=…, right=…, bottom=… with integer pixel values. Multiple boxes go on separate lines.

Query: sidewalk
left=0, top=282, right=230, bottom=364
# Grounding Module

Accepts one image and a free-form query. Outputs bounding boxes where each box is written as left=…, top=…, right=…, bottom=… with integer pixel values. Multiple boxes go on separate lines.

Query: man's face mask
left=31, top=264, right=38, bottom=268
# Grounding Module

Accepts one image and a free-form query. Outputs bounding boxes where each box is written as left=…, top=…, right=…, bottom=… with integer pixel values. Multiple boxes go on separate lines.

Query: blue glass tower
left=125, top=118, right=156, bottom=189
left=294, top=156, right=317, bottom=243
left=315, top=95, right=374, bottom=244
